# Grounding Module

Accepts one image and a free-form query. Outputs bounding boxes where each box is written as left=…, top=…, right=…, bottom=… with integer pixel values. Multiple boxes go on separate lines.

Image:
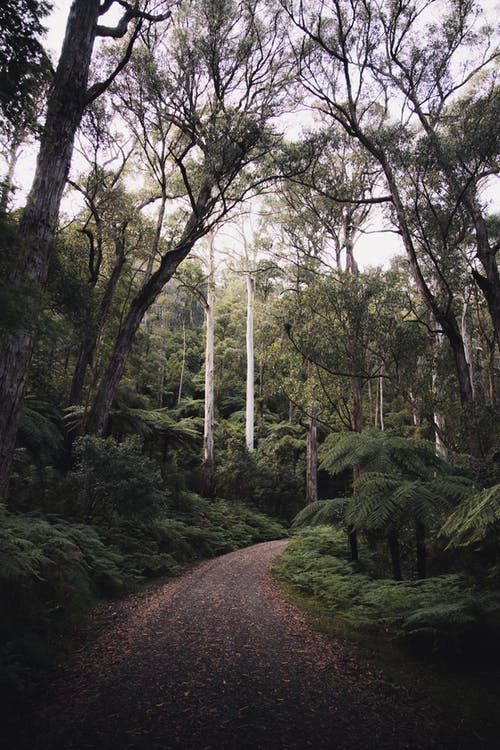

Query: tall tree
left=84, top=0, right=291, bottom=436
left=203, top=233, right=216, bottom=497
left=282, top=0, right=496, bottom=458
left=0, top=0, right=172, bottom=499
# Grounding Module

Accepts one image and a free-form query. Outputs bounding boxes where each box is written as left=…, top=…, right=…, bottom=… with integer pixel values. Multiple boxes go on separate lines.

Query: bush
left=69, top=435, right=166, bottom=522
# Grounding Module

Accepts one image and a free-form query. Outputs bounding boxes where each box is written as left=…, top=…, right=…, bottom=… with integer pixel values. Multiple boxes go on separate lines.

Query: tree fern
left=320, top=430, right=443, bottom=479
left=440, top=483, right=500, bottom=547
left=292, top=498, right=349, bottom=529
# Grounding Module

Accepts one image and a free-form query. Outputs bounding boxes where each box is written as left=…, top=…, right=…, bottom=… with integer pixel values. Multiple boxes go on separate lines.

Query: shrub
left=69, top=435, right=166, bottom=522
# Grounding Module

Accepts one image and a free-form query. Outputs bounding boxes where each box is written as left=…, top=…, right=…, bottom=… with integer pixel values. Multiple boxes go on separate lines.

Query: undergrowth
left=0, top=499, right=285, bottom=698
left=275, top=527, right=500, bottom=660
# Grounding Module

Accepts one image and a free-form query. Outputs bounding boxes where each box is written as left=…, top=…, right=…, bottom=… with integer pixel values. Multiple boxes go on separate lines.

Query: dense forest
left=0, top=0, right=499, bottom=718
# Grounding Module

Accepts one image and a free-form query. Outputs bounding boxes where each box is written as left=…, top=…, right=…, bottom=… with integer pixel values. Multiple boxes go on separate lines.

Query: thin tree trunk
left=245, top=273, right=255, bottom=452
left=378, top=374, right=384, bottom=431
left=388, top=528, right=402, bottom=581
left=177, top=321, right=187, bottom=405
left=367, top=378, right=374, bottom=425
left=68, top=236, right=126, bottom=408
left=0, top=137, right=21, bottom=213
left=306, top=412, right=318, bottom=503
left=461, top=297, right=476, bottom=401
left=0, top=0, right=101, bottom=499
left=432, top=332, right=448, bottom=460
left=202, top=233, right=216, bottom=498
left=415, top=521, right=427, bottom=579
left=488, top=343, right=497, bottom=406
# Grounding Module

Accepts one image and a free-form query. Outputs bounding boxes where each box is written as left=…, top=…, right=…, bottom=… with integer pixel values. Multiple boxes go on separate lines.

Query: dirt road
left=5, top=540, right=467, bottom=749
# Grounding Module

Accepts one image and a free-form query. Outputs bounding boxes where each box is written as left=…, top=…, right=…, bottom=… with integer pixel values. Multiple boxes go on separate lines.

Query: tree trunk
left=348, top=525, right=359, bottom=563
left=378, top=374, right=384, bottom=431
left=388, top=528, right=402, bottom=581
left=306, top=411, right=318, bottom=504
left=177, top=321, right=187, bottom=404
left=432, top=332, right=448, bottom=460
left=0, top=0, right=101, bottom=499
left=0, top=137, right=21, bottom=213
left=245, top=273, right=255, bottom=452
left=202, top=233, right=216, bottom=498
left=68, top=236, right=126, bottom=408
left=415, top=520, right=427, bottom=579
left=84, top=181, right=213, bottom=436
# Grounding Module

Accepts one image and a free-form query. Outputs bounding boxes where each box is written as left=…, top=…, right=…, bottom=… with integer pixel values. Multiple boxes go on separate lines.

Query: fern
left=440, top=483, right=500, bottom=547
left=320, top=430, right=443, bottom=479
left=292, top=498, right=349, bottom=528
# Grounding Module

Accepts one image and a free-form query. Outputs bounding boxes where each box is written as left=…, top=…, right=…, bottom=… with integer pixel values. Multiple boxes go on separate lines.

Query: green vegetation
left=276, top=529, right=500, bottom=658
left=0, top=0, right=499, bottom=726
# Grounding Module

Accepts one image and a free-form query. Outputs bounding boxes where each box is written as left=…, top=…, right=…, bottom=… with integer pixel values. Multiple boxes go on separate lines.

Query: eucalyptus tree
left=0, top=0, right=172, bottom=499
left=84, top=0, right=292, bottom=436
left=65, top=100, right=151, bottom=411
left=280, top=0, right=498, bottom=458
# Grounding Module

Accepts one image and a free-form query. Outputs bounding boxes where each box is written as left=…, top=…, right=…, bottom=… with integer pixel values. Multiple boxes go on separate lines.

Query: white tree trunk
left=203, top=234, right=216, bottom=495
left=433, top=333, right=448, bottom=460
left=461, top=296, right=476, bottom=401
left=379, top=374, right=384, bottom=431
left=245, top=273, right=255, bottom=452
left=177, top=320, right=187, bottom=405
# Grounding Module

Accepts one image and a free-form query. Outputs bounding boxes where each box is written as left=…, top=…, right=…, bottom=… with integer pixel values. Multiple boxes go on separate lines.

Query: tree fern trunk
left=388, top=528, right=402, bottom=580
left=415, top=521, right=427, bottom=579
left=348, top=526, right=358, bottom=562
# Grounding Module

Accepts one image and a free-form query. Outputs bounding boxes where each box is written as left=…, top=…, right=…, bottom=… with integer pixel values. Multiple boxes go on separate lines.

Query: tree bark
left=415, top=520, right=427, bottom=580
left=85, top=182, right=213, bottom=437
left=388, top=528, right=402, bottom=581
left=306, top=411, right=318, bottom=504
left=0, top=0, right=101, bottom=499
left=68, top=236, right=126, bottom=409
left=245, top=273, right=255, bottom=452
left=202, top=233, right=216, bottom=498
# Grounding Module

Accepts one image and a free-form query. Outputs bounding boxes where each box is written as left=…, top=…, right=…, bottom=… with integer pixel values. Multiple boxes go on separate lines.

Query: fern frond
left=440, top=484, right=500, bottom=547
left=292, top=498, right=349, bottom=528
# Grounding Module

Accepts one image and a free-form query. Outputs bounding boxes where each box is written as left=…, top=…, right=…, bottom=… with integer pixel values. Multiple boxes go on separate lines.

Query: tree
left=0, top=0, right=172, bottom=499
left=83, top=0, right=291, bottom=436
left=281, top=0, right=497, bottom=458
left=0, top=0, right=52, bottom=141
left=203, top=233, right=216, bottom=497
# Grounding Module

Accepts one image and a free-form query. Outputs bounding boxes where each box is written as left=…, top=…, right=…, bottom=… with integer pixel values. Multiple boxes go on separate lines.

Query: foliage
left=319, top=430, right=443, bottom=479
left=68, top=435, right=166, bottom=522
left=0, top=0, right=52, bottom=138
left=276, top=529, right=500, bottom=659
left=441, top=484, right=500, bottom=549
left=292, top=498, right=349, bottom=528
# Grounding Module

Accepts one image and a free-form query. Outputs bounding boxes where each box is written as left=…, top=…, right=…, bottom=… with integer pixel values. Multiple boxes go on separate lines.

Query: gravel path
left=4, top=540, right=471, bottom=749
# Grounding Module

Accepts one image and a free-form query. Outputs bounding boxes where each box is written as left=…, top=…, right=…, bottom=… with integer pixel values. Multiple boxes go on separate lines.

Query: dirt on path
left=3, top=540, right=477, bottom=749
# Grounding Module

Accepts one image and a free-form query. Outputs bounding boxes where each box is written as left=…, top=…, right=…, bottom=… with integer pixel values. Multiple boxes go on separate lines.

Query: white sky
left=10, top=0, right=500, bottom=271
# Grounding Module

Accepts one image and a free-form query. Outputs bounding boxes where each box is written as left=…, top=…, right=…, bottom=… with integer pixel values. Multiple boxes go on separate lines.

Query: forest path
left=8, top=540, right=466, bottom=749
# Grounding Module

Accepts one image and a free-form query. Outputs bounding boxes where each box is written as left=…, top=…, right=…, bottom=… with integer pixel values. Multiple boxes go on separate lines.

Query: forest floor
left=1, top=539, right=490, bottom=750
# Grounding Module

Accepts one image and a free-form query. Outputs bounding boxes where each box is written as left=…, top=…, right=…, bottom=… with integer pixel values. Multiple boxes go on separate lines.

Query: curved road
left=9, top=540, right=465, bottom=749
